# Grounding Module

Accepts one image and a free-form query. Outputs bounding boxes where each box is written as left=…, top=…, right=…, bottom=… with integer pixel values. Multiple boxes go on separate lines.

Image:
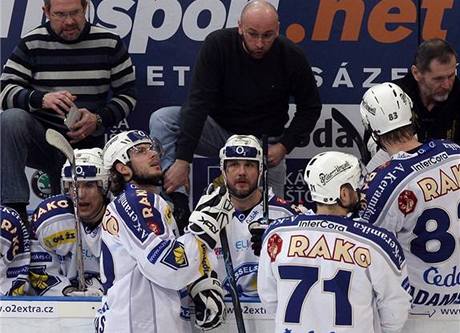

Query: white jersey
left=360, top=140, right=460, bottom=327
left=29, top=194, right=101, bottom=296
left=213, top=189, right=301, bottom=332
left=96, top=183, right=216, bottom=333
left=258, top=214, right=411, bottom=333
left=0, top=206, right=30, bottom=296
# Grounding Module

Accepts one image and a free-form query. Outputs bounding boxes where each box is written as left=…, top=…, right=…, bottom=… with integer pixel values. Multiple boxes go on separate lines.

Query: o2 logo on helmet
left=31, top=170, right=52, bottom=199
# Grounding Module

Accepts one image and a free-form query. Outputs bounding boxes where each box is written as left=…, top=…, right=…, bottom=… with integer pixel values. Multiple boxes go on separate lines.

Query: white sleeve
left=369, top=252, right=411, bottom=333
left=257, top=232, right=278, bottom=313
left=107, top=191, right=217, bottom=290
left=30, top=201, right=76, bottom=295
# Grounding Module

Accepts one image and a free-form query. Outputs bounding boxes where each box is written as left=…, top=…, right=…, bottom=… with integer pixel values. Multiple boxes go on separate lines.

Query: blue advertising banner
left=2, top=0, right=460, bottom=208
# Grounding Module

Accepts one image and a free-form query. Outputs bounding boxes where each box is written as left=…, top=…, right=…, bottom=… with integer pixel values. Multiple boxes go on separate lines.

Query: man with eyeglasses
left=0, top=0, right=136, bottom=227
left=149, top=0, right=321, bottom=227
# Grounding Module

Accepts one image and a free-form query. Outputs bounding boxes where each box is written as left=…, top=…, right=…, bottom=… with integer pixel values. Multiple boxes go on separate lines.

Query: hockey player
left=29, top=148, right=108, bottom=296
left=258, top=151, right=411, bottom=333
left=96, top=130, right=230, bottom=333
left=359, top=82, right=460, bottom=331
left=213, top=135, right=302, bottom=332
left=0, top=206, right=30, bottom=296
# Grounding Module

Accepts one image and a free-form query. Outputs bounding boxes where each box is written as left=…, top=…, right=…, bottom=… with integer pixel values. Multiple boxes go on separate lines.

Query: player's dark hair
left=414, top=38, right=457, bottom=72
left=43, top=0, right=87, bottom=8
left=379, top=124, right=416, bottom=147
left=109, top=164, right=127, bottom=196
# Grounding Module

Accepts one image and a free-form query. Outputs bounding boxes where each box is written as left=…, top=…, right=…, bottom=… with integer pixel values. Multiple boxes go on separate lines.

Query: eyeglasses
left=244, top=30, right=276, bottom=41
left=129, top=141, right=164, bottom=157
left=51, top=8, right=84, bottom=21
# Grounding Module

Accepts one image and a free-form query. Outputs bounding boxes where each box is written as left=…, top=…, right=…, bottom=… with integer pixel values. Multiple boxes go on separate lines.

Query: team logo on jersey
left=31, top=170, right=52, bottom=199
left=223, top=262, right=259, bottom=300
left=398, top=190, right=417, bottom=215
left=267, top=233, right=282, bottom=262
left=161, top=241, right=189, bottom=270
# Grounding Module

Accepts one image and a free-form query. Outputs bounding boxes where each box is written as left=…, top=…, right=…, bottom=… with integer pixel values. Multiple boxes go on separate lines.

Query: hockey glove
left=190, top=272, right=226, bottom=331
left=248, top=219, right=272, bottom=256
left=189, top=185, right=234, bottom=250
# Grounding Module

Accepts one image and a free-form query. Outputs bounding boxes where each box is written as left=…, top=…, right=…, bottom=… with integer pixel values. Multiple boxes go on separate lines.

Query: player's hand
left=248, top=219, right=272, bottom=256
left=267, top=143, right=287, bottom=167
left=67, top=109, right=97, bottom=144
left=42, top=90, right=76, bottom=116
left=190, top=272, right=226, bottom=331
left=188, top=185, right=234, bottom=250
left=164, top=159, right=190, bottom=194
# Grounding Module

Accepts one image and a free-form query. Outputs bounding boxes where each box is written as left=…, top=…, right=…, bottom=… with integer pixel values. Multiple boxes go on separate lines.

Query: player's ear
left=115, top=162, right=132, bottom=181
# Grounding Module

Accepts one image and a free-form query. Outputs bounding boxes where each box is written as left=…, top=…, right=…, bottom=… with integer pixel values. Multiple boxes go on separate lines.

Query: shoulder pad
left=31, top=195, right=73, bottom=231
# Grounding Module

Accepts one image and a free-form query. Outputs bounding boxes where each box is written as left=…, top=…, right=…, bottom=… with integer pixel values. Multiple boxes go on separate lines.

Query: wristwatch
left=95, top=114, right=103, bottom=130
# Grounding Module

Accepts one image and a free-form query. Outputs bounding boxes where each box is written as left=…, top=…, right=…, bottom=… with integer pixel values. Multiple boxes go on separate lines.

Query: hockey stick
left=219, top=226, right=246, bottom=333
left=331, top=107, right=371, bottom=164
left=45, top=129, right=86, bottom=291
left=261, top=135, right=269, bottom=223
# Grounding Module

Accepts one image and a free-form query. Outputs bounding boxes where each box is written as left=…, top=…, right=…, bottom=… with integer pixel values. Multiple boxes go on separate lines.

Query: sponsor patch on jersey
left=267, top=233, right=282, bottom=262
left=198, top=240, right=212, bottom=275
left=223, top=262, right=259, bottom=301
left=163, top=205, right=173, bottom=225
left=43, top=229, right=76, bottom=249
left=147, top=240, right=171, bottom=264
left=398, top=190, right=417, bottom=215
left=161, top=241, right=189, bottom=270
left=103, top=214, right=120, bottom=236
left=31, top=251, right=53, bottom=263
left=411, top=152, right=449, bottom=172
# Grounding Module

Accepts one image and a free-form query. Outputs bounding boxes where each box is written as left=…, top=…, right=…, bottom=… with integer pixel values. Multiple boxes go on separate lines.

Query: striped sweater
left=0, top=21, right=136, bottom=133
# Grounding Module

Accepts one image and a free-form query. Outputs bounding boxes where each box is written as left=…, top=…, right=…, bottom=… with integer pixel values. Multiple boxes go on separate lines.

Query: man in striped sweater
left=0, top=0, right=136, bottom=225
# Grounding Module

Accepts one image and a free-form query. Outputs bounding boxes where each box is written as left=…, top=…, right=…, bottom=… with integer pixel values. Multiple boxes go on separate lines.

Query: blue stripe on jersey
left=361, top=140, right=460, bottom=225
left=113, top=184, right=162, bottom=243
left=31, top=194, right=74, bottom=231
left=101, top=240, right=115, bottom=294
left=264, top=214, right=405, bottom=270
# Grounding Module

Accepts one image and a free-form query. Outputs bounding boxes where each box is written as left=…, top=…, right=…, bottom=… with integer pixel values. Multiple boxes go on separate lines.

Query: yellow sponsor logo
left=163, top=205, right=173, bottom=225
left=198, top=240, right=212, bottom=275
left=43, top=229, right=76, bottom=249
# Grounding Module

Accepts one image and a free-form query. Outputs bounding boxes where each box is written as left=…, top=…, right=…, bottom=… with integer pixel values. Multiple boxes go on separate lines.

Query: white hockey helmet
left=61, top=148, right=109, bottom=193
left=103, top=130, right=163, bottom=170
left=219, top=135, right=263, bottom=175
left=304, top=151, right=362, bottom=205
left=360, top=82, right=413, bottom=136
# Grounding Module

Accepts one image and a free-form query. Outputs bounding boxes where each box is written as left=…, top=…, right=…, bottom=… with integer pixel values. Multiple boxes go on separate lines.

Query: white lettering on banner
left=1, top=0, right=14, bottom=39
left=333, top=62, right=353, bottom=88
left=147, top=66, right=164, bottom=86
left=97, top=0, right=135, bottom=38
left=362, top=68, right=381, bottom=88
left=173, top=66, right=191, bottom=86
left=392, top=68, right=408, bottom=80
left=182, top=0, right=227, bottom=41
